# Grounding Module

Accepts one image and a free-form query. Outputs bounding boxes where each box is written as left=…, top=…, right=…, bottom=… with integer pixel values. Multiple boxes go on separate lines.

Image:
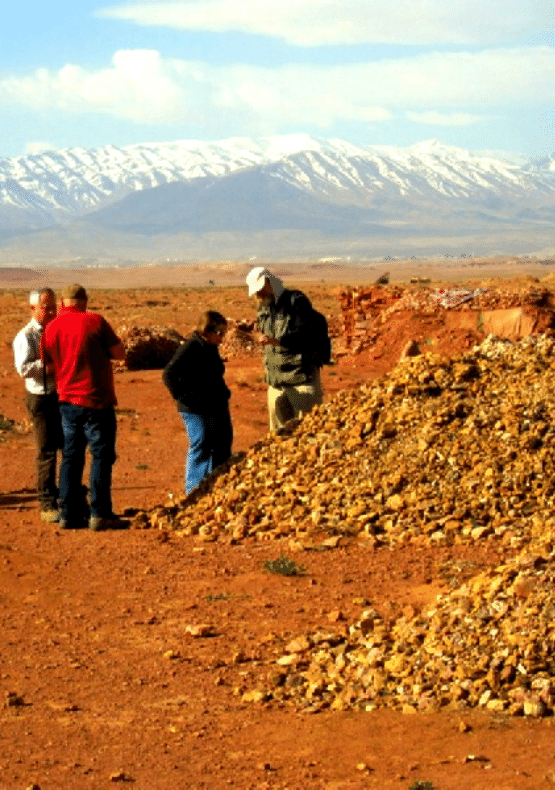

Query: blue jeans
left=180, top=408, right=232, bottom=494
left=59, top=403, right=117, bottom=520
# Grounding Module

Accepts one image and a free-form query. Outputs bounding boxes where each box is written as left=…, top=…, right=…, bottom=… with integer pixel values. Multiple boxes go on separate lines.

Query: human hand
left=255, top=332, right=279, bottom=346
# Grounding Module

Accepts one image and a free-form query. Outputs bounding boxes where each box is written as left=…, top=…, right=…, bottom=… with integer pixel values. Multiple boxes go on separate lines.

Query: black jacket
left=162, top=332, right=230, bottom=414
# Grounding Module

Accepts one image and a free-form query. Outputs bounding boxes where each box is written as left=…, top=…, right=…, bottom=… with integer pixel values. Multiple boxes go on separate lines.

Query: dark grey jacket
left=257, top=289, right=319, bottom=388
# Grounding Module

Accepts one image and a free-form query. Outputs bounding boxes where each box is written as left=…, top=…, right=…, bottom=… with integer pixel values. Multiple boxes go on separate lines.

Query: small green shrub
left=0, top=414, right=15, bottom=432
left=264, top=555, right=306, bottom=576
left=409, top=780, right=436, bottom=790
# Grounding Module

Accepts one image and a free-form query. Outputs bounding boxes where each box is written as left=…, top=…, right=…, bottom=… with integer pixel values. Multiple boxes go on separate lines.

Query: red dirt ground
left=1, top=273, right=555, bottom=789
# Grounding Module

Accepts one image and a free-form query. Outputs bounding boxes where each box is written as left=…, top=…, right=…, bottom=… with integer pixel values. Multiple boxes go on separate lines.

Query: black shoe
left=59, top=517, right=86, bottom=530
left=89, top=514, right=129, bottom=531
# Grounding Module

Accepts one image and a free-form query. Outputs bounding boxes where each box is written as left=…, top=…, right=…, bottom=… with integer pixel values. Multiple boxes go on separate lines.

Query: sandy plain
left=1, top=258, right=555, bottom=789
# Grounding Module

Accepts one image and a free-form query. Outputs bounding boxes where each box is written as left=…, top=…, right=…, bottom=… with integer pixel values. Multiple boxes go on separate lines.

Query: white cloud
left=97, top=0, right=551, bottom=46
left=24, top=141, right=58, bottom=155
left=406, top=111, right=485, bottom=126
left=0, top=46, right=552, bottom=131
left=1, top=50, right=180, bottom=123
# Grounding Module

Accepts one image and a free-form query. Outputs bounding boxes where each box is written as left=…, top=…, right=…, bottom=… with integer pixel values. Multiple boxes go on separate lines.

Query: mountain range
left=0, top=134, right=554, bottom=265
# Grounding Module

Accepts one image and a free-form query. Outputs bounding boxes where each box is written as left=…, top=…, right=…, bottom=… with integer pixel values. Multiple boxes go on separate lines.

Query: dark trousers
left=59, top=403, right=117, bottom=520
left=25, top=392, right=63, bottom=510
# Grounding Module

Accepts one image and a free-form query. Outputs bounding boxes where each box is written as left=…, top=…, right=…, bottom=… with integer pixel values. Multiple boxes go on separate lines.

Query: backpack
left=288, top=290, right=332, bottom=367
left=308, top=307, right=332, bottom=366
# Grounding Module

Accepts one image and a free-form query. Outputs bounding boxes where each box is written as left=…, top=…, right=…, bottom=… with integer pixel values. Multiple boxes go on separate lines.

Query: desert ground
left=1, top=259, right=555, bottom=789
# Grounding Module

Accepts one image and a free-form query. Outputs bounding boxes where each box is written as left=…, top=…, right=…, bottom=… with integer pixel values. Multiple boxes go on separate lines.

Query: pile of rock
left=338, top=285, right=555, bottom=354
left=219, top=320, right=258, bottom=359
left=117, top=325, right=184, bottom=370
left=128, top=337, right=555, bottom=716
left=131, top=335, right=555, bottom=715
left=132, top=335, right=555, bottom=554
left=259, top=540, right=555, bottom=716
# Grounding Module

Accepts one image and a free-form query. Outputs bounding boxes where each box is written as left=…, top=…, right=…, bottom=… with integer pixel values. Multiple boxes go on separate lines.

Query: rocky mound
left=339, top=284, right=555, bottom=354
left=131, top=334, right=555, bottom=717
left=117, top=320, right=261, bottom=369
left=219, top=320, right=258, bottom=358
left=254, top=540, right=555, bottom=717
left=117, top=325, right=185, bottom=370
left=133, top=334, right=555, bottom=553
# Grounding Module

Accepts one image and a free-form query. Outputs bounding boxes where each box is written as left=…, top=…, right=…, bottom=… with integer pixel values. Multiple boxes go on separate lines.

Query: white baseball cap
left=246, top=266, right=271, bottom=297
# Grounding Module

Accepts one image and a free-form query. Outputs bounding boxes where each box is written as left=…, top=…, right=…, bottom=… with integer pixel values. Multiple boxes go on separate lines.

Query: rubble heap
left=259, top=541, right=555, bottom=716
left=118, top=325, right=185, bottom=370
left=132, top=335, right=555, bottom=553
left=338, top=285, right=555, bottom=353
left=118, top=320, right=262, bottom=368
left=219, top=320, right=258, bottom=358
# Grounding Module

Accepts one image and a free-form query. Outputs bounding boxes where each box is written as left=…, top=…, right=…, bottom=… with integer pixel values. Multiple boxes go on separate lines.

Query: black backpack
left=309, top=307, right=332, bottom=366
left=288, top=290, right=332, bottom=367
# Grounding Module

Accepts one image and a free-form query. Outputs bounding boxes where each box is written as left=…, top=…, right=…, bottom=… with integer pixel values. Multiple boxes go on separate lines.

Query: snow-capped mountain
left=0, top=134, right=336, bottom=220
left=0, top=135, right=553, bottom=260
left=1, top=135, right=553, bottom=220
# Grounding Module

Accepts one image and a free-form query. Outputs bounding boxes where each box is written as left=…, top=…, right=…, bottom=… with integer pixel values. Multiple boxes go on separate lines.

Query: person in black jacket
left=163, top=311, right=232, bottom=493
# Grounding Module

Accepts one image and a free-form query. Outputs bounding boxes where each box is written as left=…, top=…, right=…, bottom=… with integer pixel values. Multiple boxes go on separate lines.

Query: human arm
left=108, top=341, right=126, bottom=361
left=254, top=332, right=279, bottom=346
left=162, top=339, right=202, bottom=408
left=99, top=317, right=125, bottom=361
left=13, top=328, right=49, bottom=383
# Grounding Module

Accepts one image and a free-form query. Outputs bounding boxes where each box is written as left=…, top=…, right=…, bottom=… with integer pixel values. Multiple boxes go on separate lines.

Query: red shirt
left=42, top=307, right=121, bottom=409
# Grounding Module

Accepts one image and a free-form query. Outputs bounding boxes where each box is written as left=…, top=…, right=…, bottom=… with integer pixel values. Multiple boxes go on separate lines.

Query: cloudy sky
left=1, top=0, right=552, bottom=159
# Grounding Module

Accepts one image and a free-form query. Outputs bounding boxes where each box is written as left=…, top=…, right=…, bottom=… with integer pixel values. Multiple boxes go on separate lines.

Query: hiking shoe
left=40, top=508, right=60, bottom=523
left=89, top=515, right=129, bottom=531
left=59, top=517, right=86, bottom=530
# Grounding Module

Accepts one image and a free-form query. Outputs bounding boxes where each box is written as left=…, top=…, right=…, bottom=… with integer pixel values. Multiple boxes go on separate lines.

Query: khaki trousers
left=267, top=370, right=323, bottom=433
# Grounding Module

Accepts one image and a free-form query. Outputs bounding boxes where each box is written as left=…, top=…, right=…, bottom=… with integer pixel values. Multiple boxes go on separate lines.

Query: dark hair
left=196, top=310, right=227, bottom=336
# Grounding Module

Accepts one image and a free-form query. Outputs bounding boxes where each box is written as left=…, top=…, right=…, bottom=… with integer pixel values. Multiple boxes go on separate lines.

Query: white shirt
left=13, top=318, right=55, bottom=395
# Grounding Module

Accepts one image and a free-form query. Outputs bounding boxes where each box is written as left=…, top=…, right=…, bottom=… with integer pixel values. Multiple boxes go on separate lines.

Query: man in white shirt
left=13, top=288, right=63, bottom=522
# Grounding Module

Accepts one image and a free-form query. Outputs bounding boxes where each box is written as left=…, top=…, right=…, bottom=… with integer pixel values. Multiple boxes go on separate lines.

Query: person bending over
left=163, top=310, right=232, bottom=494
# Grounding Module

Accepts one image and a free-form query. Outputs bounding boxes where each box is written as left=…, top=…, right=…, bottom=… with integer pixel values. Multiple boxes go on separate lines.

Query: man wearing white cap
left=246, top=267, right=324, bottom=432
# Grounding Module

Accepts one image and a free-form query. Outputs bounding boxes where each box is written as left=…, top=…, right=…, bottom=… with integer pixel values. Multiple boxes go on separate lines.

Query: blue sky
left=0, top=0, right=553, bottom=159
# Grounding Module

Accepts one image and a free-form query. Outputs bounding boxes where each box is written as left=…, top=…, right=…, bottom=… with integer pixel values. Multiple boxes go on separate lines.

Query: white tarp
left=431, top=288, right=488, bottom=308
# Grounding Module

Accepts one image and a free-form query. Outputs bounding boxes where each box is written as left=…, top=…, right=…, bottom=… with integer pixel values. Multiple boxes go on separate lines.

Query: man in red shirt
left=42, top=284, right=126, bottom=530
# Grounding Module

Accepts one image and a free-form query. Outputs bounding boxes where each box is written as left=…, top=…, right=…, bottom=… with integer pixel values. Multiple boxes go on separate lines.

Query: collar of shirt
left=60, top=305, right=85, bottom=314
